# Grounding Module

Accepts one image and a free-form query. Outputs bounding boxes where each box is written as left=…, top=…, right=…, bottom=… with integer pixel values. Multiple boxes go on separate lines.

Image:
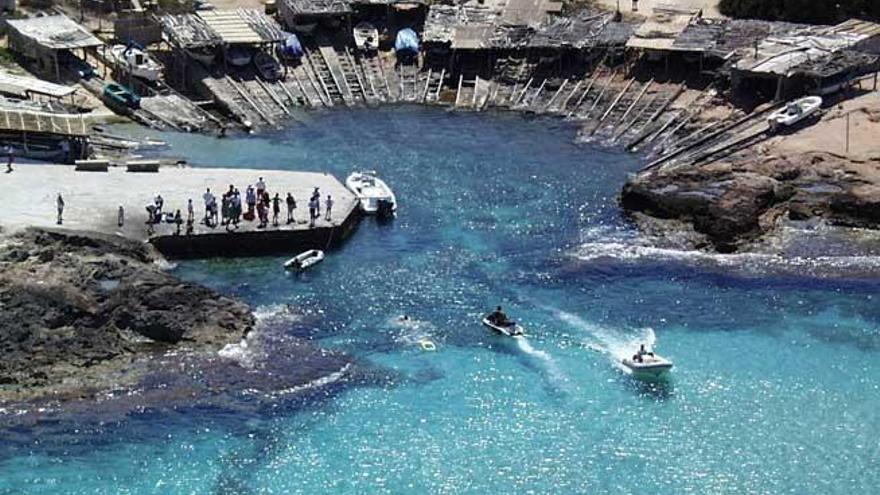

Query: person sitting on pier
left=256, top=177, right=266, bottom=199
left=325, top=194, right=333, bottom=221
left=286, top=193, right=297, bottom=224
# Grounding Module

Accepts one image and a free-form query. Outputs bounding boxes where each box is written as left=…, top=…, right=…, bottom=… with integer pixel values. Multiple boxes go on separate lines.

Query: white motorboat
left=353, top=22, right=379, bottom=52
left=621, top=347, right=673, bottom=379
left=768, top=96, right=822, bottom=129
left=284, top=249, right=324, bottom=271
left=346, top=171, right=397, bottom=217
left=482, top=317, right=525, bottom=337
left=110, top=45, right=163, bottom=81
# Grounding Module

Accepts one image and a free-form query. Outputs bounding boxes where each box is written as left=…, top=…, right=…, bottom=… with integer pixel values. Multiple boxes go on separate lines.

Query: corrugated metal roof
left=6, top=14, right=102, bottom=50
left=0, top=71, right=76, bottom=98
left=734, top=19, right=880, bottom=76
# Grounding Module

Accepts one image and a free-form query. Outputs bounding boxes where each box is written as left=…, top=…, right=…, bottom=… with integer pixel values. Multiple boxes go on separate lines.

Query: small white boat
left=110, top=45, right=163, bottom=81
left=254, top=51, right=281, bottom=81
left=482, top=317, right=525, bottom=337
left=346, top=171, right=397, bottom=217
left=284, top=249, right=324, bottom=271
left=768, top=96, right=822, bottom=129
left=622, top=348, right=673, bottom=379
left=226, top=46, right=253, bottom=67
left=354, top=22, right=379, bottom=52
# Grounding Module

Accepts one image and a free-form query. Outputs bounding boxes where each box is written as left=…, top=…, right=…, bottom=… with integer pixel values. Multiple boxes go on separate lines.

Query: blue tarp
left=394, top=28, right=419, bottom=55
left=280, top=34, right=303, bottom=58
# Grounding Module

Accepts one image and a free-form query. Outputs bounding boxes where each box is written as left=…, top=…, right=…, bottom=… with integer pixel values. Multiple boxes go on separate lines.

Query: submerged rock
left=0, top=228, right=254, bottom=402
left=621, top=152, right=880, bottom=252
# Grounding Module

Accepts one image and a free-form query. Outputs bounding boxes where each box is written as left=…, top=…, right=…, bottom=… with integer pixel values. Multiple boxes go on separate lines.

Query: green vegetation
left=718, top=0, right=880, bottom=24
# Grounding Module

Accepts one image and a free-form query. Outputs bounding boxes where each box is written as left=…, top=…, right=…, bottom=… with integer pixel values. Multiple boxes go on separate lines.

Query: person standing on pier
left=256, top=177, right=266, bottom=199
left=203, top=188, right=215, bottom=226
left=246, top=185, right=256, bottom=218
left=118, top=206, right=125, bottom=228
left=325, top=194, right=333, bottom=221
left=286, top=193, right=296, bottom=224
left=308, top=196, right=318, bottom=228
left=187, top=199, right=194, bottom=224
left=154, top=194, right=164, bottom=218
left=173, top=210, right=182, bottom=235
left=272, top=193, right=282, bottom=227
left=5, top=146, right=13, bottom=173
left=233, top=189, right=242, bottom=226
left=56, top=193, right=64, bottom=225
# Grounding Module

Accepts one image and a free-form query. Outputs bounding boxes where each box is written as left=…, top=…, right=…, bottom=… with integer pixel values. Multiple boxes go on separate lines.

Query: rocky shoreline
left=0, top=228, right=254, bottom=403
left=620, top=151, right=880, bottom=252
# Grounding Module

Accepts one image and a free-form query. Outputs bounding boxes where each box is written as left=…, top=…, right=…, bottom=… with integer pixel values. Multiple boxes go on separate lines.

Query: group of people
left=144, top=176, right=338, bottom=236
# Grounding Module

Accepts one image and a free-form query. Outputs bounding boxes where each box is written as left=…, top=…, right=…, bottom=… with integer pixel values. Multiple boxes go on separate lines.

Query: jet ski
left=482, top=317, right=524, bottom=337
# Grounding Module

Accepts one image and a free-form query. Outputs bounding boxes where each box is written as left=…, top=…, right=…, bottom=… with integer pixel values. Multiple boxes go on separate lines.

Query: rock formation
left=621, top=152, right=880, bottom=252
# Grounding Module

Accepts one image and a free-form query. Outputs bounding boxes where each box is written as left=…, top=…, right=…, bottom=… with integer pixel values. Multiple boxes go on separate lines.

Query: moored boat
left=768, top=96, right=822, bottom=130
left=226, top=46, right=253, bottom=67
left=186, top=46, right=216, bottom=67
left=103, top=83, right=140, bottom=110
left=284, top=249, right=325, bottom=271
left=110, top=44, right=163, bottom=81
left=345, top=171, right=397, bottom=217
left=354, top=22, right=379, bottom=53
left=254, top=51, right=281, bottom=81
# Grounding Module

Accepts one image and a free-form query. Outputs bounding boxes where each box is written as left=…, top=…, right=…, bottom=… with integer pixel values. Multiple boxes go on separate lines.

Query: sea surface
left=2, top=106, right=879, bottom=494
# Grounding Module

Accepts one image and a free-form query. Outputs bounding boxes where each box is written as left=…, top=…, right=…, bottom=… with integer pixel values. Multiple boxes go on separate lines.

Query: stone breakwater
left=0, top=228, right=254, bottom=402
left=620, top=152, right=880, bottom=252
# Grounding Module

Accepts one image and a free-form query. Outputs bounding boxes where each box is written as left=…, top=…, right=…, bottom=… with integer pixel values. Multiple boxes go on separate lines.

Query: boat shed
left=731, top=19, right=880, bottom=99
left=161, top=9, right=285, bottom=49
left=277, top=0, right=353, bottom=33
left=625, top=6, right=701, bottom=53
left=5, top=14, right=103, bottom=82
left=0, top=71, right=77, bottom=102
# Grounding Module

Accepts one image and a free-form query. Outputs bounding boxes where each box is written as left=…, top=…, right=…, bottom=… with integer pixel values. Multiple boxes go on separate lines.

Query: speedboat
left=621, top=349, right=673, bottom=379
left=768, top=96, right=822, bottom=129
left=284, top=249, right=324, bottom=271
left=346, top=171, right=397, bottom=217
left=482, top=317, right=525, bottom=337
left=354, top=22, right=379, bottom=53
left=103, top=83, right=140, bottom=109
left=110, top=44, right=163, bottom=81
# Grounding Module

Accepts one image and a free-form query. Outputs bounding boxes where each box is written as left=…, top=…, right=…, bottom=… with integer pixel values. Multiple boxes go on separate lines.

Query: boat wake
left=515, top=336, right=569, bottom=387
left=389, top=315, right=438, bottom=349
left=552, top=308, right=655, bottom=374
left=573, top=225, right=880, bottom=277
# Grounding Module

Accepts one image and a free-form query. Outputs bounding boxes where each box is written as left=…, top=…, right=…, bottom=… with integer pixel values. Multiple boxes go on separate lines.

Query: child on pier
left=325, top=195, right=333, bottom=221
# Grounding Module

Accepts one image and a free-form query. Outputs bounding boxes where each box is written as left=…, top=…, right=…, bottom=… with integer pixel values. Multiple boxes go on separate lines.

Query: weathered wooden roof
left=625, top=5, right=701, bottom=51
left=0, top=106, right=88, bottom=137
left=6, top=14, right=102, bottom=51
left=0, top=71, right=77, bottom=98
left=282, top=0, right=352, bottom=16
left=197, top=9, right=285, bottom=45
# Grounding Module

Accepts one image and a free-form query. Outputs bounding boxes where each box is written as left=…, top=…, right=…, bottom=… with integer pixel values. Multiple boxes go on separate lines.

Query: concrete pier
left=0, top=164, right=362, bottom=258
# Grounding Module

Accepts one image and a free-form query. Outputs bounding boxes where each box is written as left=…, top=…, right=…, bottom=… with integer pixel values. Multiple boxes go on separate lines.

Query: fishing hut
left=624, top=6, right=704, bottom=74
left=0, top=106, right=89, bottom=162
left=277, top=0, right=353, bottom=38
left=5, top=14, right=103, bottom=82
left=731, top=19, right=880, bottom=101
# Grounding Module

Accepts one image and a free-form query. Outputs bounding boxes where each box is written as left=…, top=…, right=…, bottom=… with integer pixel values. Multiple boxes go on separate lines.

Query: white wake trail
left=552, top=308, right=655, bottom=370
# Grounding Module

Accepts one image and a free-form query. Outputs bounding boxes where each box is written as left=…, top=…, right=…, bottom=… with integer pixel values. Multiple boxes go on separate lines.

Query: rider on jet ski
left=488, top=306, right=513, bottom=327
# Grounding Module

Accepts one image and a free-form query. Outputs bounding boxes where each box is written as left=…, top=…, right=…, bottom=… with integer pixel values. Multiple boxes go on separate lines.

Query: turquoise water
left=2, top=107, right=879, bottom=493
